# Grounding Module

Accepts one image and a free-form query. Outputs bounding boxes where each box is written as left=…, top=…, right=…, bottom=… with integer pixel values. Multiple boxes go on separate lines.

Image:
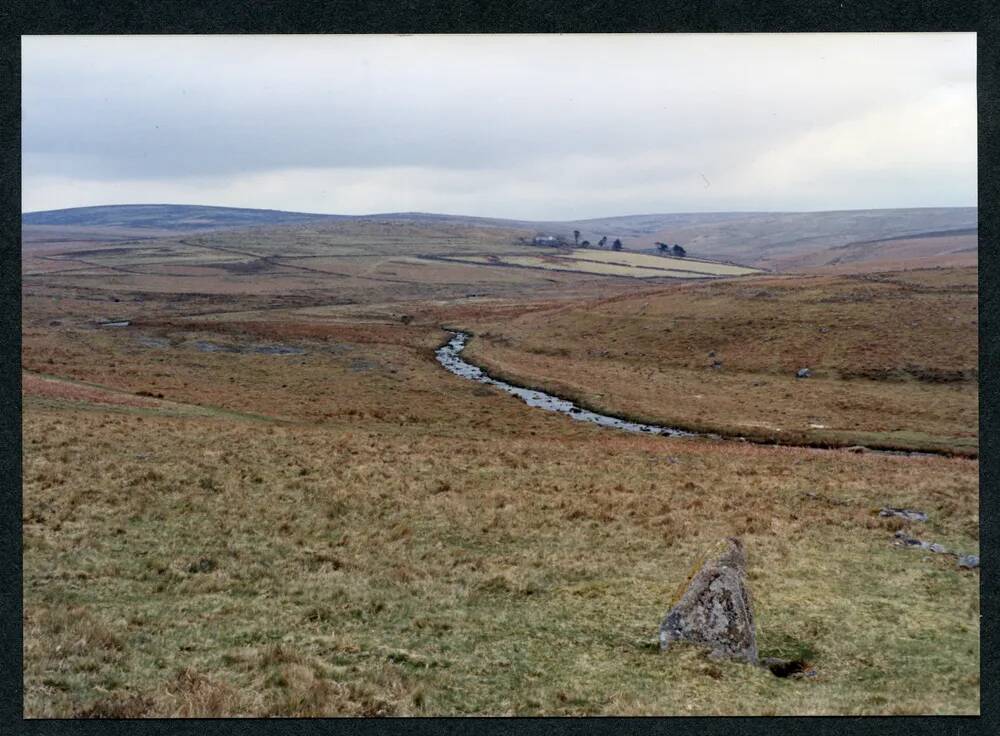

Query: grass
left=438, top=249, right=760, bottom=279
left=460, top=267, right=978, bottom=455
left=20, top=224, right=979, bottom=716
left=22, top=406, right=979, bottom=716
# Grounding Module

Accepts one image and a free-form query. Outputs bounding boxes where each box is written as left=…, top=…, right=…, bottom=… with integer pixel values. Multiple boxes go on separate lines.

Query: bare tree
left=573, top=229, right=580, bottom=246
left=598, top=236, right=608, bottom=248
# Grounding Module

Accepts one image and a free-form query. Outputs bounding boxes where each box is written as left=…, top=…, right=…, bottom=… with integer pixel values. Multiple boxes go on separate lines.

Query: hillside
left=22, top=204, right=344, bottom=230
left=457, top=267, right=978, bottom=455
left=23, top=204, right=977, bottom=272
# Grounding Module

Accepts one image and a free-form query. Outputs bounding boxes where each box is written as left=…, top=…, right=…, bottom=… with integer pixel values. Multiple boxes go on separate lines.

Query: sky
left=21, top=33, right=977, bottom=220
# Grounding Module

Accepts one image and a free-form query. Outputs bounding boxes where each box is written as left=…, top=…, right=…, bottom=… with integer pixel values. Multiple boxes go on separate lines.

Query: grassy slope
left=21, top=223, right=979, bottom=716
left=460, top=268, right=978, bottom=455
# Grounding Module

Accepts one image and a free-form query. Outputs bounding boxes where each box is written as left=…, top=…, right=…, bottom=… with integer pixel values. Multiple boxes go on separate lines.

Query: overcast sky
left=22, top=33, right=976, bottom=219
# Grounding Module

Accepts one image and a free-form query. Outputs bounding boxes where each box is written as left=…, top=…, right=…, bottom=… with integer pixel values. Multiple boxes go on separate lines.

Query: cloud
left=21, top=33, right=977, bottom=217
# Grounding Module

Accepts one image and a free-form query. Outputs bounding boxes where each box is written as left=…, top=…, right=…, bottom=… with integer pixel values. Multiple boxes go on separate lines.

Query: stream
left=436, top=331, right=694, bottom=438
left=436, top=330, right=939, bottom=457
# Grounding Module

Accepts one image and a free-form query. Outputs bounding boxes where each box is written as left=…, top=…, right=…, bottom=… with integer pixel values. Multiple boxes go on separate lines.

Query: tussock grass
left=23, top=401, right=978, bottom=715
left=21, top=234, right=978, bottom=715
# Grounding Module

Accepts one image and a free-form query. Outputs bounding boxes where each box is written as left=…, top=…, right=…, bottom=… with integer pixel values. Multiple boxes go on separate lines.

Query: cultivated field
left=21, top=213, right=979, bottom=716
left=439, top=249, right=760, bottom=280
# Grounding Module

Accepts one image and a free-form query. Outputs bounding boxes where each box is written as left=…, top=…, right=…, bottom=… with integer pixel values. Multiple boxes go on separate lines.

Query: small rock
left=708, top=351, right=716, bottom=358
left=894, top=531, right=948, bottom=555
left=958, top=555, right=979, bottom=570
left=711, top=361, right=723, bottom=370
left=796, top=368, right=811, bottom=379
left=879, top=507, right=928, bottom=522
left=659, top=538, right=757, bottom=664
left=846, top=445, right=867, bottom=454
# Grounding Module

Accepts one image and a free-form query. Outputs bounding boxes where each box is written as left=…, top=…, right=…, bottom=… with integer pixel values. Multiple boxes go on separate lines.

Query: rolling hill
left=22, top=204, right=977, bottom=272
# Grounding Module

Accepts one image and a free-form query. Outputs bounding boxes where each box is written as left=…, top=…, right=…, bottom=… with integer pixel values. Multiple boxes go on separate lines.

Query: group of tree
left=574, top=234, right=625, bottom=251
left=656, top=242, right=687, bottom=258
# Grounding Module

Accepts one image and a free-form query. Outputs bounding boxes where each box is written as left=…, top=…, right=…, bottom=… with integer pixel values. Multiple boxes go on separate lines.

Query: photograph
left=19, top=32, right=979, bottom=717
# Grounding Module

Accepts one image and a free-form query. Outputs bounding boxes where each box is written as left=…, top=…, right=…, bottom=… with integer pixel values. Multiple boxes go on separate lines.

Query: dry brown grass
left=20, top=225, right=978, bottom=716
left=22, top=402, right=979, bottom=716
left=460, top=267, right=978, bottom=454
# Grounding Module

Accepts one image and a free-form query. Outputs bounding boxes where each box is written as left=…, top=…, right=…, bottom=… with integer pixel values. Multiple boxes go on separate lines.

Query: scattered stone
left=796, top=368, right=811, bottom=379
left=659, top=538, right=758, bottom=664
left=893, top=531, right=947, bottom=554
left=879, top=507, right=928, bottom=522
left=958, top=555, right=980, bottom=570
left=846, top=445, right=867, bottom=454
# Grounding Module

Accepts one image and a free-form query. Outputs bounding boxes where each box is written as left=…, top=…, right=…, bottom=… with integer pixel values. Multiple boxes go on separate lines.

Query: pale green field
left=567, top=249, right=761, bottom=275
left=441, top=254, right=710, bottom=279
left=439, top=249, right=761, bottom=279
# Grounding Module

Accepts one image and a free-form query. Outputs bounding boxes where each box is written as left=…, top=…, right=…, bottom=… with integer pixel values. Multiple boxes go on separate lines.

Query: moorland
left=21, top=205, right=979, bottom=716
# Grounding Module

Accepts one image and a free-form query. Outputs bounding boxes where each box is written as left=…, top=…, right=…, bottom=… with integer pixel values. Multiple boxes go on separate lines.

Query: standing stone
left=659, top=537, right=758, bottom=664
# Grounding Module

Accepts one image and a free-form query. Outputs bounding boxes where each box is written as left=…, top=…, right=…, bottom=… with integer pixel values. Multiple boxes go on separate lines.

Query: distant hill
left=22, top=203, right=977, bottom=271
left=22, top=204, right=343, bottom=230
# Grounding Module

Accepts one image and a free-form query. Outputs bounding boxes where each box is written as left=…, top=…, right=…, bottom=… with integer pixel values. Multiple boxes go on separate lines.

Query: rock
left=708, top=351, right=716, bottom=358
left=879, top=507, right=928, bottom=522
left=846, top=445, right=867, bottom=454
left=893, top=531, right=948, bottom=554
left=711, top=361, right=723, bottom=370
left=796, top=368, right=811, bottom=379
left=659, top=538, right=758, bottom=664
left=958, top=555, right=979, bottom=570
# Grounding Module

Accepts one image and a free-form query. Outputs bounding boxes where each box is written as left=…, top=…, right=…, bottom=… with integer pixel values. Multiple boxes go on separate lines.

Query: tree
left=656, top=242, right=669, bottom=254
left=573, top=229, right=580, bottom=246
left=580, top=240, right=591, bottom=247
left=612, top=238, right=623, bottom=251
left=672, top=244, right=686, bottom=258
left=598, top=236, right=608, bottom=248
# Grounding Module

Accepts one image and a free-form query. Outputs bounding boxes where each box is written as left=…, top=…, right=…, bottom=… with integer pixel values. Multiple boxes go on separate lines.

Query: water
left=435, top=331, right=936, bottom=456
left=435, top=331, right=693, bottom=438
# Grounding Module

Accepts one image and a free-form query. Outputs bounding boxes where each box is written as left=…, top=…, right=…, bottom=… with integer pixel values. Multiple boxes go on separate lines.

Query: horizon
left=22, top=34, right=976, bottom=217
left=20, top=201, right=980, bottom=222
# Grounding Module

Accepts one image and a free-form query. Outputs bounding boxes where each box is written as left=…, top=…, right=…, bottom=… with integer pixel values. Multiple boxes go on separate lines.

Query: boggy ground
left=21, top=229, right=979, bottom=716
